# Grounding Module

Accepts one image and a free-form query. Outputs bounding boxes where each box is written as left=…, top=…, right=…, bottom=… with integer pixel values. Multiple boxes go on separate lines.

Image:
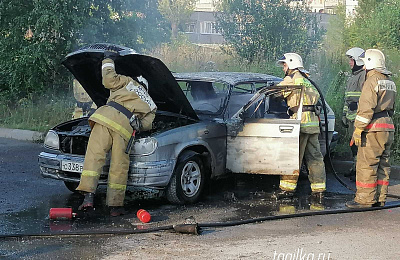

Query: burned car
left=38, top=44, right=336, bottom=204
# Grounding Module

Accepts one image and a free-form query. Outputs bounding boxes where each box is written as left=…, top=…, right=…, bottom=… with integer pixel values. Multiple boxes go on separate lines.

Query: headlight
left=44, top=130, right=59, bottom=150
left=132, top=137, right=158, bottom=155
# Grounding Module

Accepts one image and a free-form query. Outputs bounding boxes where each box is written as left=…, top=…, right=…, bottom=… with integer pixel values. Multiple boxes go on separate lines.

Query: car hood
left=62, top=43, right=198, bottom=120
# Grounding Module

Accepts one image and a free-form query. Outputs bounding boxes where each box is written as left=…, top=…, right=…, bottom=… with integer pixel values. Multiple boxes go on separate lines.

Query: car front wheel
left=166, top=152, right=205, bottom=204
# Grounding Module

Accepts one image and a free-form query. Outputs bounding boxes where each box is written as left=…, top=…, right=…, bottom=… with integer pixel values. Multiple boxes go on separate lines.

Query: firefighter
left=346, top=49, right=396, bottom=208
left=342, top=47, right=366, bottom=180
left=76, top=51, right=157, bottom=216
left=72, top=79, right=97, bottom=119
left=275, top=53, right=326, bottom=201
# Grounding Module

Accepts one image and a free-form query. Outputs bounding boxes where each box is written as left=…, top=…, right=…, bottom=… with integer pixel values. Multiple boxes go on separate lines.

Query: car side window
left=232, top=84, right=254, bottom=94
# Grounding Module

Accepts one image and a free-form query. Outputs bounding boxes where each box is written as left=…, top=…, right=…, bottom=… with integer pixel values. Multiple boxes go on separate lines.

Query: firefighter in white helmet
left=346, top=49, right=396, bottom=208
left=275, top=53, right=326, bottom=201
left=76, top=50, right=157, bottom=216
left=342, top=47, right=366, bottom=179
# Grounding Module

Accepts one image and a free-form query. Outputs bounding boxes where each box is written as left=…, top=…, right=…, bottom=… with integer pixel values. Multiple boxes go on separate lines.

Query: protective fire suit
left=278, top=70, right=326, bottom=193
left=342, top=68, right=366, bottom=170
left=354, top=69, right=396, bottom=205
left=76, top=58, right=157, bottom=206
left=72, top=79, right=97, bottom=119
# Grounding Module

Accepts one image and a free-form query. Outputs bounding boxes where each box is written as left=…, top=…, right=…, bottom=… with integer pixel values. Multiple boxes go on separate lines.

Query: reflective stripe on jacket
left=278, top=70, right=320, bottom=134
left=343, top=68, right=365, bottom=121
left=89, top=59, right=157, bottom=141
left=354, top=69, right=396, bottom=132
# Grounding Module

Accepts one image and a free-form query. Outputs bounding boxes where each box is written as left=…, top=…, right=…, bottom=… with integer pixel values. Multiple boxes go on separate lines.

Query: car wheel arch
left=174, top=143, right=214, bottom=174
left=166, top=147, right=211, bottom=204
left=175, top=146, right=212, bottom=177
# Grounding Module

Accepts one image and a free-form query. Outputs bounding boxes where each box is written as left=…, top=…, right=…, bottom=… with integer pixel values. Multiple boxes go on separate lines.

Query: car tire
left=166, top=153, right=205, bottom=205
left=64, top=181, right=79, bottom=192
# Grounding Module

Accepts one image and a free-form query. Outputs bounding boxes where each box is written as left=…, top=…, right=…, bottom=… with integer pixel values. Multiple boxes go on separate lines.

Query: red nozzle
left=137, top=209, right=151, bottom=223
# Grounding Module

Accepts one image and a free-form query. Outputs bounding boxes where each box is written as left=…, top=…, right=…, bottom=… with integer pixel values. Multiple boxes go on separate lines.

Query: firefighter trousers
left=280, top=133, right=326, bottom=192
left=76, top=123, right=130, bottom=206
left=355, top=131, right=394, bottom=205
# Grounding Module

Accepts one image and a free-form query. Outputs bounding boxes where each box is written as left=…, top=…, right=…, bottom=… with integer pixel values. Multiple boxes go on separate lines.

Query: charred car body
left=38, top=44, right=336, bottom=204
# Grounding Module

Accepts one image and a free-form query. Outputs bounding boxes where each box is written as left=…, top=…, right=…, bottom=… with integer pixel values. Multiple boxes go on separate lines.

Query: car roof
left=173, top=72, right=282, bottom=86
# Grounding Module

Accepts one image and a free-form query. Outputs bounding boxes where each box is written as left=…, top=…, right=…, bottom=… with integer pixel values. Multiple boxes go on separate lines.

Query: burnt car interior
left=180, top=81, right=227, bottom=115
left=189, top=81, right=218, bottom=101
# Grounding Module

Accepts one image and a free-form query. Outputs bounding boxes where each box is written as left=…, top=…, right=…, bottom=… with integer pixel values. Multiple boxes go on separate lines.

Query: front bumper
left=38, top=152, right=175, bottom=188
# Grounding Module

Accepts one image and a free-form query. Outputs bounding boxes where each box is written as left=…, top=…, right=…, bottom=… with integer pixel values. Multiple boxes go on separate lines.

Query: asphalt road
left=1, top=137, right=400, bottom=259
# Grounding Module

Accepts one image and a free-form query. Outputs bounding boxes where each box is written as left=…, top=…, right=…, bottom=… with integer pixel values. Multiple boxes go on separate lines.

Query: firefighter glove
left=352, top=127, right=363, bottom=146
left=104, top=50, right=119, bottom=60
left=129, top=114, right=142, bottom=132
left=341, top=115, right=348, bottom=128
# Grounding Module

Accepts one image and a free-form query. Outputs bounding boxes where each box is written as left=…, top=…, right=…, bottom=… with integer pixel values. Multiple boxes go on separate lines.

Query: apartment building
left=185, top=0, right=224, bottom=45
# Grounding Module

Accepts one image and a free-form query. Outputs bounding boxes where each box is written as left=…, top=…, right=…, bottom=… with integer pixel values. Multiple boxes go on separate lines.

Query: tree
left=0, top=0, right=88, bottom=100
left=324, top=5, right=348, bottom=62
left=215, top=0, right=323, bottom=63
left=0, top=0, right=168, bottom=101
left=348, top=0, right=400, bottom=50
left=157, top=0, right=197, bottom=40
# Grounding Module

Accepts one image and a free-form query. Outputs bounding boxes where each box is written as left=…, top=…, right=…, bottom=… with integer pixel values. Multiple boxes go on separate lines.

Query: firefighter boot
left=345, top=200, right=372, bottom=209
left=276, top=190, right=294, bottom=200
left=311, top=192, right=324, bottom=204
left=110, top=206, right=126, bottom=217
left=372, top=202, right=385, bottom=207
left=78, top=192, right=95, bottom=210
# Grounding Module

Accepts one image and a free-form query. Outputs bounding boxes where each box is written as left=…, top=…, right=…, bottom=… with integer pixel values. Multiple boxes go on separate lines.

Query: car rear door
left=226, top=86, right=303, bottom=175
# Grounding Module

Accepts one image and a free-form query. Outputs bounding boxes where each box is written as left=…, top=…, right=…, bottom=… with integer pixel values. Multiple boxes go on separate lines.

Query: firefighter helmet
left=276, top=53, right=308, bottom=73
left=345, top=47, right=364, bottom=66
left=360, top=49, right=386, bottom=71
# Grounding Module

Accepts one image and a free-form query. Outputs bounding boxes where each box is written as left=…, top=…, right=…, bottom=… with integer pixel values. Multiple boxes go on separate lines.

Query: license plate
left=61, top=161, right=84, bottom=173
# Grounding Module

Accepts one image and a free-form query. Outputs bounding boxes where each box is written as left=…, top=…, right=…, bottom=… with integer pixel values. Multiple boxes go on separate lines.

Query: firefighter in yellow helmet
left=72, top=79, right=97, bottom=119
left=76, top=50, right=157, bottom=216
left=275, top=53, right=326, bottom=201
left=342, top=47, right=366, bottom=180
left=346, top=49, right=396, bottom=208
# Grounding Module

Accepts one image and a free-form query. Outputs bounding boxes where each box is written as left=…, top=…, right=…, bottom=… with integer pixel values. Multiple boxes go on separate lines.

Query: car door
left=226, top=86, right=304, bottom=175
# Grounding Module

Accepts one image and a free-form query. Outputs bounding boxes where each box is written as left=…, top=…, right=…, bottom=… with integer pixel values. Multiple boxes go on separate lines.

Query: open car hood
left=62, top=43, right=198, bottom=120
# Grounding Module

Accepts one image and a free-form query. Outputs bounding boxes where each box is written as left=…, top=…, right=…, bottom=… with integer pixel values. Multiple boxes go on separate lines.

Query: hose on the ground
left=1, top=201, right=399, bottom=239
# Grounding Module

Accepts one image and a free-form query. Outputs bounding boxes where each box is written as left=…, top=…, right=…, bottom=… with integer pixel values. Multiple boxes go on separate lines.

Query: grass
left=148, top=38, right=283, bottom=76
left=0, top=91, right=75, bottom=133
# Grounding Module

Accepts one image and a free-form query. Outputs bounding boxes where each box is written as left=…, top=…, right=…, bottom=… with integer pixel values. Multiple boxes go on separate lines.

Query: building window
left=201, top=21, right=218, bottom=34
left=185, top=22, right=196, bottom=33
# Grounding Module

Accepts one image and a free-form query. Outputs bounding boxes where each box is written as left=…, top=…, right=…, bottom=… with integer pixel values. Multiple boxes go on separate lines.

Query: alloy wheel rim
left=180, top=161, right=201, bottom=197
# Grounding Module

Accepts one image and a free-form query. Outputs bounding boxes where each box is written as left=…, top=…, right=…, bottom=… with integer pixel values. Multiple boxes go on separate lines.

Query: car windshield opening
left=178, top=80, right=229, bottom=114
